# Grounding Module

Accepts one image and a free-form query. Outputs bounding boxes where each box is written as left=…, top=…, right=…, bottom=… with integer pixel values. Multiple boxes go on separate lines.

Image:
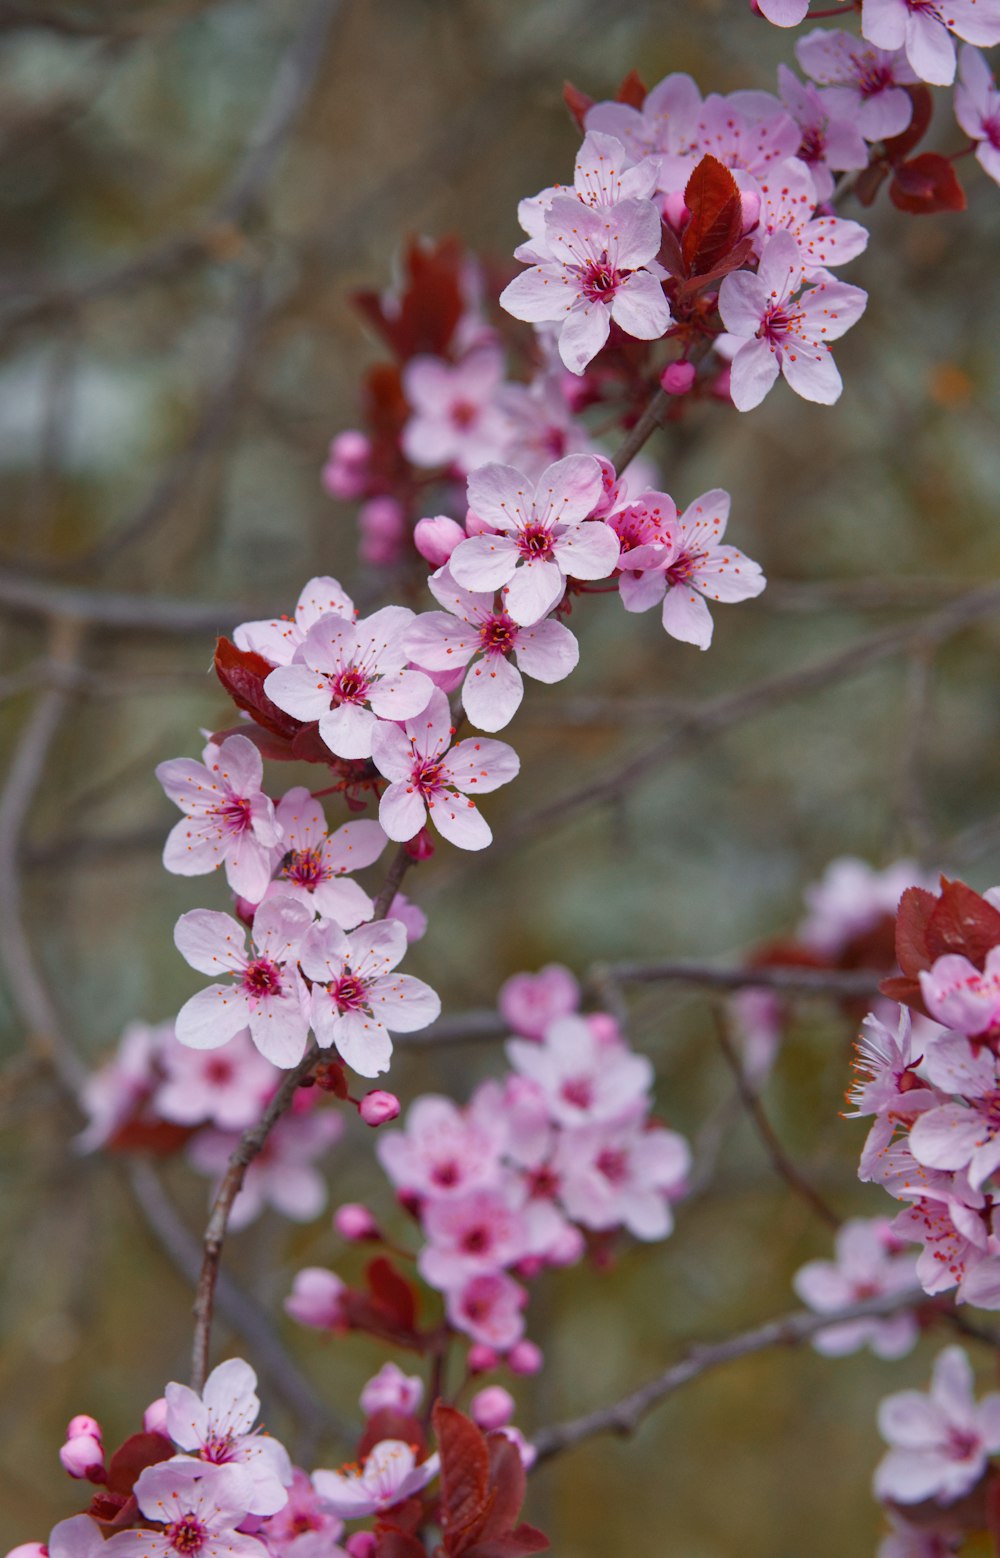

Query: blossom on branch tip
left=401, top=348, right=510, bottom=474
left=300, top=918, right=441, bottom=1076
left=793, top=1218, right=920, bottom=1358
left=265, top=788, right=387, bottom=929
left=157, top=734, right=281, bottom=903
left=106, top=1461, right=270, bottom=1556
left=312, top=1441, right=439, bottom=1519
left=955, top=45, right=1000, bottom=187
left=164, top=1358, right=292, bottom=1518
left=370, top=687, right=519, bottom=851
left=795, top=29, right=918, bottom=140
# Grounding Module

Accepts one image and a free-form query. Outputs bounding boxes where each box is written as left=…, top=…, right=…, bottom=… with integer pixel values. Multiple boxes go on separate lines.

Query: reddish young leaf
left=878, top=973, right=927, bottom=1014
left=890, top=153, right=966, bottom=215
left=926, top=879, right=1000, bottom=967
left=354, top=236, right=465, bottom=360
left=675, top=235, right=756, bottom=297
left=214, top=638, right=300, bottom=741
left=681, top=155, right=743, bottom=276
left=358, top=1408, right=427, bottom=1465
left=895, top=886, right=938, bottom=976
left=481, top=1434, right=527, bottom=1536
left=367, top=1256, right=419, bottom=1332
left=105, top=1432, right=174, bottom=1496
left=615, top=69, right=647, bottom=108
left=106, top=1116, right=195, bottom=1156
left=562, top=80, right=593, bottom=133
left=854, top=160, right=890, bottom=208
left=884, top=84, right=934, bottom=162
left=375, top=1528, right=427, bottom=1558
left=435, top=1403, right=493, bottom=1547
left=88, top=1490, right=136, bottom=1527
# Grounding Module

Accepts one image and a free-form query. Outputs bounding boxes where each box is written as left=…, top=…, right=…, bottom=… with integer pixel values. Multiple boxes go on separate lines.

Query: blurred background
left=2, top=0, right=1000, bottom=1549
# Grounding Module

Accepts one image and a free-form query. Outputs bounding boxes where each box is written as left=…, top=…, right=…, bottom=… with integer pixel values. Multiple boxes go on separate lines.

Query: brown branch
left=599, top=961, right=885, bottom=998
left=529, top=1287, right=926, bottom=1464
left=0, top=569, right=259, bottom=635
left=714, top=1014, right=841, bottom=1230
left=611, top=386, right=671, bottom=477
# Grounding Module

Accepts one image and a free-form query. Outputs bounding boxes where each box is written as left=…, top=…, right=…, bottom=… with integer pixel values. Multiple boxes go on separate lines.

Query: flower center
left=211, top=796, right=252, bottom=837
left=332, top=666, right=370, bottom=706
left=329, top=972, right=368, bottom=1012
left=281, top=845, right=329, bottom=891
left=517, top=523, right=554, bottom=561
left=579, top=254, right=622, bottom=302
left=450, top=399, right=479, bottom=430
left=857, top=58, right=892, bottom=98
left=528, top=1164, right=560, bottom=1199
left=166, top=1515, right=208, bottom=1554
left=758, top=301, right=802, bottom=347
left=205, top=1057, right=234, bottom=1086
left=243, top=957, right=283, bottom=998
left=561, top=1076, right=593, bottom=1110
left=947, top=1427, right=980, bottom=1462
left=431, top=1160, right=460, bottom=1188
left=797, top=126, right=824, bottom=166
left=595, top=1148, right=629, bottom=1185
left=201, top=1430, right=235, bottom=1463
left=412, top=758, right=446, bottom=795
left=480, top=614, right=518, bottom=655
left=665, top=548, right=705, bottom=586
left=461, top=1225, right=491, bottom=1255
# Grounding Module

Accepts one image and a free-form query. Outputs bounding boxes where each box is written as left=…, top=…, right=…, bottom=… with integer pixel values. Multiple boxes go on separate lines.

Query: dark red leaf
left=435, top=1403, right=492, bottom=1549
left=358, top=1408, right=426, bottom=1465
left=878, top=973, right=927, bottom=1015
left=681, top=155, right=743, bottom=276
left=214, top=637, right=301, bottom=742
left=884, top=85, right=934, bottom=161
left=105, top=1116, right=194, bottom=1155
left=890, top=153, right=966, bottom=214
left=375, top=1528, right=427, bottom=1558
left=466, top=1528, right=550, bottom=1558
left=615, top=70, right=647, bottom=108
left=926, top=879, right=1000, bottom=967
left=367, top=1256, right=418, bottom=1332
left=105, top=1432, right=174, bottom=1496
left=353, top=236, right=465, bottom=360
left=675, top=235, right=755, bottom=296
left=854, top=160, right=890, bottom=208
left=481, top=1434, right=526, bottom=1535
left=562, top=80, right=593, bottom=133
left=895, top=886, right=938, bottom=976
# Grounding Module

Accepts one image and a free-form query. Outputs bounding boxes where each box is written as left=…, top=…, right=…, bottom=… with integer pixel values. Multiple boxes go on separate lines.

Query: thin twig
left=599, top=961, right=886, bottom=998
left=0, top=569, right=258, bottom=634
left=530, top=1288, right=926, bottom=1464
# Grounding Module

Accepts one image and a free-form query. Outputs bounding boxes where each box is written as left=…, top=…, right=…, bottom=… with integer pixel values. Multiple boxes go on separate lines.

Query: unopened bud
left=66, top=1415, right=102, bottom=1442
left=6, top=1545, right=47, bottom=1557
left=334, top=1202, right=380, bottom=1241
left=467, top=1343, right=500, bottom=1374
left=660, top=360, right=696, bottom=396
left=143, top=1398, right=169, bottom=1435
left=359, top=1090, right=400, bottom=1127
left=740, top=188, right=761, bottom=234
left=322, top=430, right=372, bottom=500
left=507, top=1339, right=543, bottom=1375
left=404, top=828, right=435, bottom=861
left=414, top=515, right=465, bottom=566
left=470, top=1386, right=515, bottom=1430
left=346, top=1535, right=378, bottom=1558
left=284, top=1267, right=346, bottom=1330
left=662, top=191, right=689, bottom=232
left=464, top=507, right=495, bottom=537
left=59, top=1433, right=104, bottom=1481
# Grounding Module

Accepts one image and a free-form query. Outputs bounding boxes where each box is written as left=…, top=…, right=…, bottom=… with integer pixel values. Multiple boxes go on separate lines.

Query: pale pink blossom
left=553, top=1119, right=690, bottom=1240
left=795, top=28, right=918, bottom=140
left=312, top=1441, right=439, bottom=1520
left=370, top=687, right=519, bottom=851
left=405, top=567, right=578, bottom=732
left=38, top=1518, right=105, bottom=1558
left=890, top=1181, right=993, bottom=1299
left=507, top=1015, right=653, bottom=1129
left=300, top=918, right=440, bottom=1076
left=157, top=734, right=282, bottom=902
left=419, top=1186, right=529, bottom=1289
left=955, top=45, right=1000, bottom=185
left=401, top=349, right=510, bottom=474
left=514, top=131, right=659, bottom=264
left=800, top=856, right=931, bottom=956
left=233, top=577, right=356, bottom=666
left=377, top=1093, right=506, bottom=1199
left=154, top=1030, right=279, bottom=1131
left=190, top=1108, right=342, bottom=1230
left=108, top=1461, right=268, bottom=1556
left=919, top=949, right=1000, bottom=1038
left=585, top=73, right=702, bottom=162
left=718, top=231, right=868, bottom=410
left=264, top=607, right=433, bottom=761
left=498, top=964, right=580, bottom=1039
left=76, top=1019, right=175, bottom=1152
left=264, top=788, right=387, bottom=928
left=496, top=372, right=597, bottom=479
left=446, top=1271, right=527, bottom=1350
left=360, top=1363, right=423, bottom=1418
left=322, top=431, right=371, bottom=501
left=848, top=1009, right=942, bottom=1180
left=500, top=197, right=671, bottom=374
left=173, top=898, right=313, bottom=1067
left=793, top=1218, right=920, bottom=1358
left=694, top=94, right=801, bottom=179
left=448, top=455, right=616, bottom=626
left=757, top=0, right=809, bottom=24
left=862, top=0, right=1000, bottom=86
left=875, top=1346, right=1000, bottom=1503
left=909, top=1036, right=1000, bottom=1188
left=753, top=158, right=870, bottom=280
left=164, top=1358, right=292, bottom=1518
left=878, top=1512, right=961, bottom=1558
left=776, top=66, right=869, bottom=201
left=284, top=1267, right=347, bottom=1330
left=258, top=1468, right=346, bottom=1557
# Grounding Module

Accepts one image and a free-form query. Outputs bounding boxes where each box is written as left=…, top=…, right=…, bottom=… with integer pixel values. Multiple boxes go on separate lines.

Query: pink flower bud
left=414, top=515, right=465, bottom=566
left=59, top=1433, right=104, bottom=1480
left=66, top=1415, right=102, bottom=1442
left=660, top=360, right=696, bottom=396
left=546, top=1224, right=586, bottom=1267
left=346, top=1536, right=378, bottom=1558
left=143, top=1398, right=169, bottom=1435
left=464, top=507, right=495, bottom=537
left=322, top=430, right=372, bottom=500
left=467, top=1343, right=500, bottom=1374
left=404, top=828, right=435, bottom=861
left=359, top=497, right=406, bottom=566
left=470, top=1386, right=515, bottom=1430
left=334, top=1202, right=380, bottom=1241
left=710, top=363, right=733, bottom=403
left=739, top=189, right=761, bottom=234
left=507, top=1339, right=543, bottom=1375
left=359, top=1090, right=401, bottom=1127
left=585, top=1012, right=623, bottom=1048
left=6, top=1545, right=47, bottom=1557
left=662, top=191, right=689, bottom=232
left=360, top=1362, right=424, bottom=1418
left=284, top=1267, right=347, bottom=1330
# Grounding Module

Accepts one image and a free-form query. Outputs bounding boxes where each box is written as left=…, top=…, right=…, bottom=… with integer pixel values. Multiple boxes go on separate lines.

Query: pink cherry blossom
left=500, top=196, right=671, bottom=374
left=874, top=1346, right=1000, bottom=1503
left=76, top=1019, right=175, bottom=1152
left=284, top=1267, right=347, bottom=1330
left=753, top=158, right=870, bottom=280
left=233, top=577, right=356, bottom=666
left=585, top=72, right=702, bottom=162
left=694, top=94, right=801, bottom=179
left=264, top=788, right=387, bottom=928
left=506, top=1015, right=653, bottom=1129
left=377, top=1093, right=506, bottom=1199
left=369, top=687, right=519, bottom=851
left=553, top=1119, right=691, bottom=1240
left=617, top=487, right=765, bottom=650
left=919, top=948, right=1000, bottom=1038
left=793, top=1218, right=920, bottom=1358
left=173, top=898, right=313, bottom=1067
left=908, top=1036, right=1000, bottom=1188
left=263, top=607, right=434, bottom=762
left=448, top=455, right=616, bottom=626
left=108, top=1461, right=268, bottom=1556
left=189, top=1109, right=343, bottom=1229
left=795, top=28, right=918, bottom=140
left=718, top=231, right=868, bottom=411
left=322, top=431, right=370, bottom=501
left=418, top=1186, right=529, bottom=1290
left=848, top=1009, right=942, bottom=1180
left=164, top=1357, right=292, bottom=1518
left=401, top=348, right=510, bottom=474
left=300, top=918, right=441, bottom=1076
left=955, top=45, right=1000, bottom=186
left=498, top=963, right=580, bottom=1039
left=360, top=1363, right=424, bottom=1418
left=405, top=567, right=579, bottom=732
left=877, top=1512, right=961, bottom=1558
left=514, top=131, right=659, bottom=264
left=862, top=0, right=1000, bottom=87
left=312, top=1441, right=439, bottom=1520
left=157, top=733, right=282, bottom=902
left=258, top=1468, right=346, bottom=1557
left=800, top=856, right=931, bottom=957
left=776, top=66, right=869, bottom=201
left=154, top=1030, right=279, bottom=1130
left=496, top=371, right=598, bottom=481
left=445, top=1271, right=527, bottom=1350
